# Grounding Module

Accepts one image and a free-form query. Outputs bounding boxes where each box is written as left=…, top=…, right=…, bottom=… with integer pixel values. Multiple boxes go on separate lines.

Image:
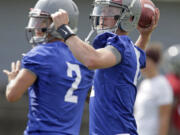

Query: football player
left=3, top=0, right=94, bottom=135
left=51, top=0, right=160, bottom=134
left=52, top=0, right=160, bottom=134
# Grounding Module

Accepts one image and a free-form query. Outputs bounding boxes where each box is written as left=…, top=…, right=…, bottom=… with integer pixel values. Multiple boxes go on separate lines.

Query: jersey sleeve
left=134, top=46, right=146, bottom=69
left=106, top=35, right=127, bottom=59
left=106, top=35, right=146, bottom=70
left=92, top=32, right=116, bottom=49
left=105, top=45, right=121, bottom=64
left=21, top=48, right=50, bottom=76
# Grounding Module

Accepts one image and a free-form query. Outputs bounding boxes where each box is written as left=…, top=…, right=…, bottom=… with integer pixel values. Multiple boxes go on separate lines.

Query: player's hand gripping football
left=137, top=8, right=160, bottom=36
left=3, top=60, right=21, bottom=82
left=51, top=9, right=69, bottom=29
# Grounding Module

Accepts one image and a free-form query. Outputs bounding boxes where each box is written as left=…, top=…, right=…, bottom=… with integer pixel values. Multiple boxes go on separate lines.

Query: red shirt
left=166, top=73, right=180, bottom=130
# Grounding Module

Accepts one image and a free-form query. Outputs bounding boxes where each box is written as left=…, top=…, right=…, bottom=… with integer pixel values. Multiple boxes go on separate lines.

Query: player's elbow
left=6, top=93, right=18, bottom=102
left=84, top=58, right=99, bottom=70
left=6, top=92, right=21, bottom=102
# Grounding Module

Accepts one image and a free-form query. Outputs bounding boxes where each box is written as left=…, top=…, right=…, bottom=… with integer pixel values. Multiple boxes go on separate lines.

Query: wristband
left=57, top=24, right=76, bottom=41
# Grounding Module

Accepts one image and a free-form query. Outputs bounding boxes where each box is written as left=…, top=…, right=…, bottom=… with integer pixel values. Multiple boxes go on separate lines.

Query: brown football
left=138, top=0, right=156, bottom=28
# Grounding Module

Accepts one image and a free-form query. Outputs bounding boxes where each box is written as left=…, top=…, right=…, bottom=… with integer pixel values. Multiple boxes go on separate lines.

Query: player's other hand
left=51, top=9, right=69, bottom=30
left=137, top=8, right=160, bottom=36
left=3, top=60, right=21, bottom=82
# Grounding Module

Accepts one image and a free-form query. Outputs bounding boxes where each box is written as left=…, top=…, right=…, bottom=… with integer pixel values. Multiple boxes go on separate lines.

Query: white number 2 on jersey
left=65, top=62, right=81, bottom=103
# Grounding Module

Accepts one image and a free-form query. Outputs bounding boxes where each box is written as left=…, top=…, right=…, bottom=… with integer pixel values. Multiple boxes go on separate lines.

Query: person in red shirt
left=164, top=44, right=180, bottom=135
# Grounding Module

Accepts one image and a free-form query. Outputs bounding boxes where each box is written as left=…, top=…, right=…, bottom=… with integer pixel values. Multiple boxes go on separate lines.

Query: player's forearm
left=5, top=69, right=35, bottom=102
left=135, top=34, right=151, bottom=50
left=66, top=36, right=100, bottom=69
left=6, top=80, right=21, bottom=102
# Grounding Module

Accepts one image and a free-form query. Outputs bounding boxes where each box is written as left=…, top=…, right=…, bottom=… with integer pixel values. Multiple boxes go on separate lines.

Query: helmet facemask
left=90, top=1, right=126, bottom=34
left=26, top=9, right=54, bottom=46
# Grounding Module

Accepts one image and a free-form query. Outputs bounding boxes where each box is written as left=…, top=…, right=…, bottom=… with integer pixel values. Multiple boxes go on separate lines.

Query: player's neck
left=48, top=38, right=64, bottom=43
left=116, top=29, right=128, bottom=36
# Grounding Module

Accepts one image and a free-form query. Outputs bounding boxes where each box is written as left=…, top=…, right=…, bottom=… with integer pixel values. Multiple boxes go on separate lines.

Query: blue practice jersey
left=89, top=32, right=146, bottom=135
left=21, top=41, right=94, bottom=135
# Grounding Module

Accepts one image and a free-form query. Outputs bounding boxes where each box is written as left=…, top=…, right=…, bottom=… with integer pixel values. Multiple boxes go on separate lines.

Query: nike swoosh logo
left=62, top=29, right=68, bottom=35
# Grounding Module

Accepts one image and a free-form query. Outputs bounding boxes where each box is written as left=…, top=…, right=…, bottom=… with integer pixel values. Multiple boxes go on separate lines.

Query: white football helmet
left=25, top=0, right=79, bottom=45
left=90, top=0, right=142, bottom=33
left=163, top=44, right=180, bottom=77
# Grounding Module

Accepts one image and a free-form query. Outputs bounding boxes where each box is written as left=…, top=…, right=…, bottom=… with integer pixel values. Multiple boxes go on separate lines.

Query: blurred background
left=0, top=0, right=180, bottom=135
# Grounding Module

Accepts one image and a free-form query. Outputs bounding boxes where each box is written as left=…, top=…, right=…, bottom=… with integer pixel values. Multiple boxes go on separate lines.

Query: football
left=138, top=0, right=156, bottom=28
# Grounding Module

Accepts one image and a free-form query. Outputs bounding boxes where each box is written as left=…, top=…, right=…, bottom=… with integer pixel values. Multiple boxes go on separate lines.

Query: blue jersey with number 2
left=89, top=32, right=146, bottom=135
left=22, top=41, right=94, bottom=135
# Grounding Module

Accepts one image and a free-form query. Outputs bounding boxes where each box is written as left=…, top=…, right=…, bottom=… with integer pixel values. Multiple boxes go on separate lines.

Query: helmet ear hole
left=42, top=28, right=47, bottom=32
left=130, top=16, right=135, bottom=22
left=89, top=16, right=92, bottom=20
left=122, top=8, right=125, bottom=13
left=114, top=15, right=120, bottom=20
left=28, top=29, right=32, bottom=32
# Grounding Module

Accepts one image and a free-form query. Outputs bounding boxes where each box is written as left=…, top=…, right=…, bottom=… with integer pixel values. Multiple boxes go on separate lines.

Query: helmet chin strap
left=97, top=18, right=120, bottom=34
left=97, top=26, right=117, bottom=34
left=85, top=28, right=95, bottom=43
left=85, top=25, right=118, bottom=44
left=85, top=21, right=120, bottom=44
left=30, top=35, right=47, bottom=46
